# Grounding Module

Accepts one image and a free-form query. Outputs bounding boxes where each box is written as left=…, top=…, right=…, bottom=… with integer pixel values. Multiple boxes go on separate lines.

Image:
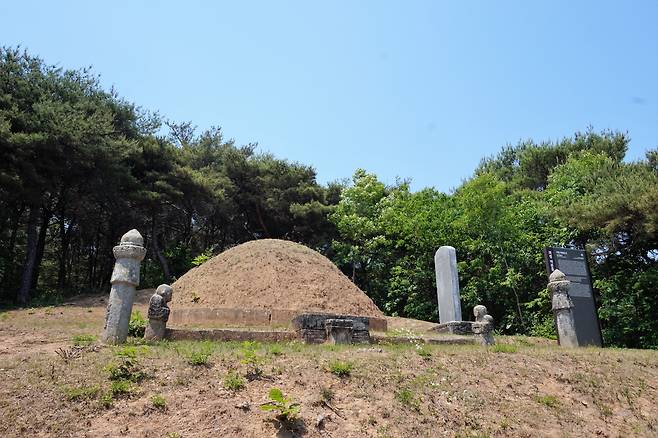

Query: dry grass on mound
left=171, top=239, right=384, bottom=318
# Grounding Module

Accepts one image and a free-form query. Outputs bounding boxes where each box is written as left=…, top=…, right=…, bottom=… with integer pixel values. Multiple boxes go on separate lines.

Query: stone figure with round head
left=144, top=284, right=174, bottom=341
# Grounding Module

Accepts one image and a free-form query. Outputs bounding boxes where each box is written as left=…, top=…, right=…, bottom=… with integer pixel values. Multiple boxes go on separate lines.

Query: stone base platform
left=166, top=328, right=296, bottom=342
left=169, top=307, right=388, bottom=332
left=371, top=334, right=477, bottom=345
left=431, top=321, right=474, bottom=335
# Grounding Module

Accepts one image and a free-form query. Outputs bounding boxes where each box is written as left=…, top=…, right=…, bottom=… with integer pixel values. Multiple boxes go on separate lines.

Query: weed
left=107, top=358, right=147, bottom=382
left=72, top=334, right=97, bottom=346
left=416, top=346, right=432, bottom=360
left=62, top=384, right=100, bottom=401
left=241, top=341, right=264, bottom=378
left=490, top=344, right=518, bottom=353
left=151, top=394, right=167, bottom=410
left=260, top=388, right=301, bottom=421
left=320, top=387, right=334, bottom=402
left=114, top=345, right=138, bottom=358
left=185, top=344, right=213, bottom=366
left=128, top=311, right=147, bottom=337
left=395, top=388, right=420, bottom=411
left=191, top=291, right=200, bottom=303
left=596, top=401, right=613, bottom=417
left=327, top=360, right=353, bottom=377
left=109, top=380, right=133, bottom=397
left=534, top=394, right=560, bottom=409
left=268, top=343, right=283, bottom=356
left=166, top=433, right=181, bottom=438
left=224, top=371, right=246, bottom=391
left=100, top=392, right=114, bottom=408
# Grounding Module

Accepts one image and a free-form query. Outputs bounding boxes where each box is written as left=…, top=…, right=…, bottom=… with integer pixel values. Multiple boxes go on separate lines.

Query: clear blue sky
left=1, top=1, right=657, bottom=191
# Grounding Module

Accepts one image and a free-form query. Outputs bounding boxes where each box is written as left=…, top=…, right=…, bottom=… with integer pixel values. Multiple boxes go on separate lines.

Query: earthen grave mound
left=170, top=239, right=386, bottom=330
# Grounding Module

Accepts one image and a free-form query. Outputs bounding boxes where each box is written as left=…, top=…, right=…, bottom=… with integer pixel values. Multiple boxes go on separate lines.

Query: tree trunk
left=151, top=217, right=172, bottom=283
left=58, top=217, right=73, bottom=290
left=30, top=208, right=52, bottom=291
left=17, top=206, right=39, bottom=305
left=0, top=204, right=24, bottom=299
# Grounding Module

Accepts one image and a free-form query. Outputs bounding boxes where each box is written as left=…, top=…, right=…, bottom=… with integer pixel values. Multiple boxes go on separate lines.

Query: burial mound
left=169, top=239, right=386, bottom=330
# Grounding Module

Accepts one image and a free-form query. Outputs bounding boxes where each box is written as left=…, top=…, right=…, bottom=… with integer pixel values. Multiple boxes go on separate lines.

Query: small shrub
left=151, top=394, right=167, bottom=409
left=260, top=388, right=301, bottom=421
left=63, top=384, right=100, bottom=401
left=224, top=371, right=246, bottom=391
left=72, top=334, right=97, bottom=346
left=190, top=291, right=200, bottom=303
left=327, top=360, right=353, bottom=377
left=191, top=249, right=213, bottom=267
left=128, top=311, right=147, bottom=337
left=490, top=344, right=518, bottom=353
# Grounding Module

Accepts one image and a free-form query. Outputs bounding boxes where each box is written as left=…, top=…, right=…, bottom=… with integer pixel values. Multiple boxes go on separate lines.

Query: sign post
left=544, top=247, right=603, bottom=347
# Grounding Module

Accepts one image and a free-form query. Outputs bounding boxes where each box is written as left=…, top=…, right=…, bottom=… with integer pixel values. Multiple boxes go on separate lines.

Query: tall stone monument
left=435, top=246, right=462, bottom=323
left=101, top=229, right=147, bottom=344
left=548, top=269, right=579, bottom=348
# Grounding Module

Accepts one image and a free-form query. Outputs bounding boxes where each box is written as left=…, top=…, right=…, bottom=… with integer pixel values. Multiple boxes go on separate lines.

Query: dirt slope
left=171, top=239, right=384, bottom=318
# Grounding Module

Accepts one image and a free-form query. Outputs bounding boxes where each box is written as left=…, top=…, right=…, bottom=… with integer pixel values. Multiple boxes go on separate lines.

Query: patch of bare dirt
left=171, top=239, right=384, bottom=318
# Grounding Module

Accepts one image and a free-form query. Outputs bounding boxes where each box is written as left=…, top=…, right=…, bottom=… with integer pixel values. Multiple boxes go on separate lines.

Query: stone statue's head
left=156, top=284, right=173, bottom=302
left=473, top=305, right=488, bottom=321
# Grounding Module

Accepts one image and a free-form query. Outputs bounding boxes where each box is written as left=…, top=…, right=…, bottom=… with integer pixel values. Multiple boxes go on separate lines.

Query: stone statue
left=144, top=284, right=173, bottom=341
left=548, top=269, right=579, bottom=347
left=101, top=229, right=147, bottom=344
left=472, top=305, right=495, bottom=345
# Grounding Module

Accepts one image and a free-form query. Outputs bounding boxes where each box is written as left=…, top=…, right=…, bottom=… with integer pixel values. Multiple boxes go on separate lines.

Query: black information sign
left=544, top=247, right=603, bottom=347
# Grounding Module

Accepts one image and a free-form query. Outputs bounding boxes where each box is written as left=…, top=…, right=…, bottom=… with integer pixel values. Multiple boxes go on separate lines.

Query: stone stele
left=435, top=246, right=462, bottom=323
left=101, top=229, right=147, bottom=344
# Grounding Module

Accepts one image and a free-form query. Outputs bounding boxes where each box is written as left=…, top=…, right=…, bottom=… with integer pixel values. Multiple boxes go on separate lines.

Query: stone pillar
left=472, top=305, right=495, bottom=346
left=435, top=246, right=462, bottom=323
left=548, top=269, right=579, bottom=348
left=144, top=284, right=173, bottom=341
left=101, top=229, right=147, bottom=344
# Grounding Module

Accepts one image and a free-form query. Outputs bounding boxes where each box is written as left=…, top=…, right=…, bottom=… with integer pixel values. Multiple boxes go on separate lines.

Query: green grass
left=327, top=360, right=353, bottom=377
left=416, top=346, right=432, bottom=359
left=187, top=350, right=211, bottom=366
left=151, top=394, right=167, bottom=409
left=109, top=380, right=133, bottom=397
left=223, top=371, right=246, bottom=391
left=534, top=394, right=560, bottom=409
left=490, top=344, right=518, bottom=353
left=395, top=388, right=420, bottom=411
left=62, top=384, right=100, bottom=401
left=72, top=334, right=97, bottom=346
